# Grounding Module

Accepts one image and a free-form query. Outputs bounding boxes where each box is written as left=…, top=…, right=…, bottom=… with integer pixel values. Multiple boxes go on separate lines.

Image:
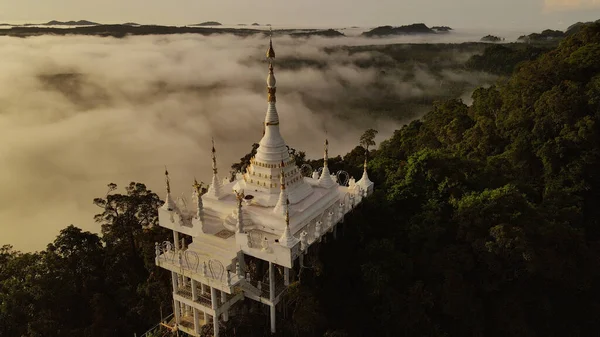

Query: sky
left=1, top=0, right=600, bottom=31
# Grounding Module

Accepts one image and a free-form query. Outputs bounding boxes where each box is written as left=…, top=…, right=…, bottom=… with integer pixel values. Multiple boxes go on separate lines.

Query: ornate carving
left=184, top=250, right=200, bottom=273
left=209, top=259, right=225, bottom=281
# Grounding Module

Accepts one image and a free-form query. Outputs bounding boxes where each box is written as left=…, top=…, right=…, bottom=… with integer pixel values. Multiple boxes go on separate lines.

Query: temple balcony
left=155, top=243, right=241, bottom=294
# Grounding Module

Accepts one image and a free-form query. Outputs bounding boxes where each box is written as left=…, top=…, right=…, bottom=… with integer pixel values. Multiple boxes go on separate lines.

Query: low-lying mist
left=0, top=33, right=497, bottom=251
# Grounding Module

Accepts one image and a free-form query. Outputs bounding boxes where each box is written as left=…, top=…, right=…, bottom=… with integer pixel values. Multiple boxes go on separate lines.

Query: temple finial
left=211, top=137, right=218, bottom=175
left=165, top=166, right=171, bottom=193
left=324, top=139, right=329, bottom=167
left=267, top=27, right=275, bottom=59
left=193, top=178, right=203, bottom=195
left=285, top=198, right=290, bottom=226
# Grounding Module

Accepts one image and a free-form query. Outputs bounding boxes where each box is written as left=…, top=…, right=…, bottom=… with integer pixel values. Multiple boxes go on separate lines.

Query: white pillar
left=211, top=287, right=219, bottom=337
left=193, top=308, right=200, bottom=334
left=171, top=271, right=179, bottom=292
left=221, top=291, right=229, bottom=322
left=213, top=314, right=220, bottom=337
left=201, top=283, right=206, bottom=295
left=284, top=267, right=290, bottom=286
left=269, top=262, right=276, bottom=334
left=173, top=231, right=180, bottom=251
left=173, top=300, right=181, bottom=324
left=204, top=311, right=208, bottom=323
left=191, top=279, right=198, bottom=301
left=171, top=272, right=181, bottom=323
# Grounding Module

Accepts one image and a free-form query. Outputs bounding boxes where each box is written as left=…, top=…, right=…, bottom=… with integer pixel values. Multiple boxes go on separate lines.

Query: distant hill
left=481, top=35, right=504, bottom=42
left=431, top=26, right=453, bottom=32
left=251, top=23, right=260, bottom=26
left=192, top=21, right=222, bottom=26
left=565, top=19, right=600, bottom=35
left=0, top=24, right=345, bottom=38
left=518, top=29, right=564, bottom=42
left=362, top=23, right=437, bottom=37
left=122, top=22, right=140, bottom=26
left=33, top=20, right=99, bottom=26
left=290, top=29, right=344, bottom=38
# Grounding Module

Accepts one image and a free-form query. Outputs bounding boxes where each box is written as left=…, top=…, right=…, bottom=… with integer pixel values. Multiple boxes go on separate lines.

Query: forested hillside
left=2, top=23, right=600, bottom=337
left=298, top=22, right=600, bottom=337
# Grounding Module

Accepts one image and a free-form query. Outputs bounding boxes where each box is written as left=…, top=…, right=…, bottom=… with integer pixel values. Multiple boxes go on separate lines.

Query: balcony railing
left=155, top=242, right=240, bottom=288
left=176, top=284, right=215, bottom=308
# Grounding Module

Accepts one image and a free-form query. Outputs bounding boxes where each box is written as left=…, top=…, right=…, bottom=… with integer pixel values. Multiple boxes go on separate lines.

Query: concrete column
left=204, top=311, right=208, bottom=323
left=237, top=251, right=246, bottom=274
left=193, top=308, right=200, bottom=334
left=269, top=262, right=276, bottom=334
left=173, top=299, right=181, bottom=324
left=299, top=254, right=304, bottom=267
left=221, top=291, right=229, bottom=322
left=173, top=231, right=180, bottom=251
left=284, top=267, right=290, bottom=286
left=191, top=279, right=198, bottom=301
left=213, top=314, right=220, bottom=337
left=211, top=287, right=220, bottom=337
left=171, top=272, right=181, bottom=323
left=171, top=271, right=178, bottom=292
left=333, top=225, right=337, bottom=240
left=201, top=283, right=206, bottom=295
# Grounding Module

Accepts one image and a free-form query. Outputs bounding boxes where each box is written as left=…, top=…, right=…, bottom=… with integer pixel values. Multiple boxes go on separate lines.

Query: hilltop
left=362, top=23, right=440, bottom=37
left=191, top=21, right=222, bottom=26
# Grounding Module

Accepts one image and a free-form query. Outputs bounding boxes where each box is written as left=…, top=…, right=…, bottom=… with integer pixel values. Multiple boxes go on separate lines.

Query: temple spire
left=255, top=31, right=288, bottom=164
left=279, top=198, right=299, bottom=248
left=206, top=138, right=224, bottom=199
left=318, top=139, right=336, bottom=188
left=162, top=167, right=175, bottom=211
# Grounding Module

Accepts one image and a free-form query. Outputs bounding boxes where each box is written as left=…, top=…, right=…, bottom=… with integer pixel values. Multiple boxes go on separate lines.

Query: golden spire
left=266, top=27, right=275, bottom=59
left=266, top=28, right=277, bottom=103
left=280, top=160, right=286, bottom=190
left=284, top=198, right=290, bottom=226
left=324, top=139, right=329, bottom=168
left=211, top=138, right=218, bottom=175
left=165, top=166, right=171, bottom=193
left=193, top=178, right=203, bottom=196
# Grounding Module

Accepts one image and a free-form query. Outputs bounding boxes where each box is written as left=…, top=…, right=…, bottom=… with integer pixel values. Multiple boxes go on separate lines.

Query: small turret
left=356, top=149, right=374, bottom=196
left=162, top=168, right=176, bottom=211
left=279, top=199, right=299, bottom=248
left=206, top=138, right=224, bottom=199
left=192, top=178, right=204, bottom=220
left=273, top=160, right=288, bottom=216
left=234, top=190, right=245, bottom=233
left=318, top=139, right=336, bottom=188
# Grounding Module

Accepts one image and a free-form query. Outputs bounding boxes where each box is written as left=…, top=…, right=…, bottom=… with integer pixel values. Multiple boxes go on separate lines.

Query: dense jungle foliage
left=3, top=23, right=600, bottom=337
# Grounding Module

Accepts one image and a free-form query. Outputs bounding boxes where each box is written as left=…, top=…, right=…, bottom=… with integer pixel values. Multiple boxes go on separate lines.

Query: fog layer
left=0, top=33, right=496, bottom=251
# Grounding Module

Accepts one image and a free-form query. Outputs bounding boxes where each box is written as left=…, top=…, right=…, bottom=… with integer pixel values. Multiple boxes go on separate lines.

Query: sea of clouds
left=0, top=32, right=499, bottom=251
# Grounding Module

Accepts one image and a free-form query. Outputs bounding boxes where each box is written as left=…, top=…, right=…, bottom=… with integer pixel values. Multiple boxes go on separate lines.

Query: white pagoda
left=154, top=35, right=374, bottom=337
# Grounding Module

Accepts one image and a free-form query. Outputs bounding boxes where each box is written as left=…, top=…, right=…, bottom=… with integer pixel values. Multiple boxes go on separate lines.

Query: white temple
left=154, top=35, right=374, bottom=337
